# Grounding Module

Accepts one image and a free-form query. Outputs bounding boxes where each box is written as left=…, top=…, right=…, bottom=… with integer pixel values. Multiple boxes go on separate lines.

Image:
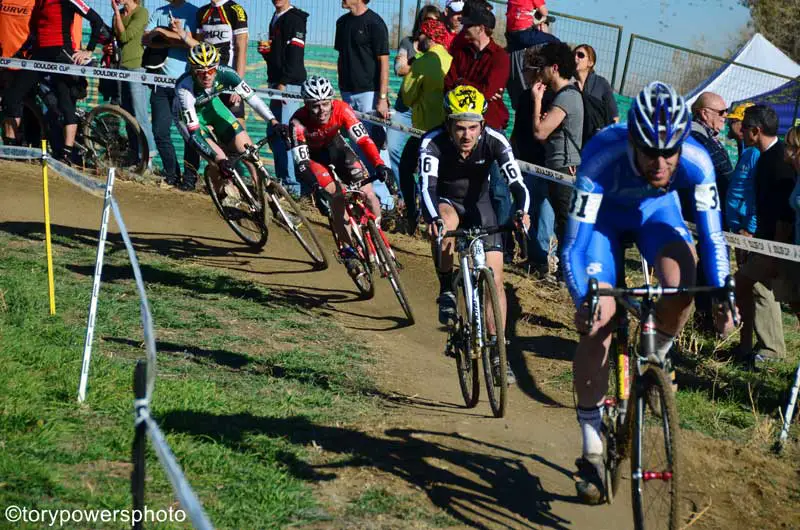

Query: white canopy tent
left=687, top=33, right=800, bottom=106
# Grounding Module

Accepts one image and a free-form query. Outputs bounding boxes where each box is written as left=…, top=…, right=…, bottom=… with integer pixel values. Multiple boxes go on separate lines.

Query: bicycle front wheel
left=366, top=219, right=414, bottom=324
left=82, top=104, right=148, bottom=175
left=267, top=181, right=328, bottom=269
left=631, top=364, right=682, bottom=530
left=478, top=268, right=508, bottom=418
left=204, top=165, right=268, bottom=248
left=452, top=271, right=479, bottom=408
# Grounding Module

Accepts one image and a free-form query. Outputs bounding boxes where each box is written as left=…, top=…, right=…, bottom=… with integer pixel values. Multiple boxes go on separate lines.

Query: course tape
left=0, top=145, right=105, bottom=195
left=3, top=58, right=799, bottom=262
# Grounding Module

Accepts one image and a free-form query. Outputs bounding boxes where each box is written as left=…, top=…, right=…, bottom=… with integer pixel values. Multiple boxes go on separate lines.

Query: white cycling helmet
left=628, top=81, right=691, bottom=152
left=301, top=76, right=334, bottom=101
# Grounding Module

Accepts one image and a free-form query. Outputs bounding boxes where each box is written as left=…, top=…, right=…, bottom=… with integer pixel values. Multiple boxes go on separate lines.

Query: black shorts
left=312, top=134, right=369, bottom=186
left=439, top=196, right=503, bottom=252
left=220, top=92, right=245, bottom=119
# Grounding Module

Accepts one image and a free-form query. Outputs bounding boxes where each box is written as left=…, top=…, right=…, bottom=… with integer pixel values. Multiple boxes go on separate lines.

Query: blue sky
left=553, top=0, right=752, bottom=55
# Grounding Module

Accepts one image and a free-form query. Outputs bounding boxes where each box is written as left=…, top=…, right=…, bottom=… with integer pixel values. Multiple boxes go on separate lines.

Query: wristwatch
left=378, top=93, right=388, bottom=100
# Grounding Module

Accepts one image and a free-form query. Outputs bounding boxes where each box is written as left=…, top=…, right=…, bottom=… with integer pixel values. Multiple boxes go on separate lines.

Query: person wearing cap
left=442, top=1, right=464, bottom=49
left=398, top=18, right=453, bottom=234
left=444, top=3, right=515, bottom=260
left=505, top=0, right=549, bottom=52
left=725, top=102, right=759, bottom=238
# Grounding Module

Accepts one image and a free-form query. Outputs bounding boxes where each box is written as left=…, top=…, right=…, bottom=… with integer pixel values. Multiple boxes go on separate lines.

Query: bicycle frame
left=455, top=234, right=492, bottom=354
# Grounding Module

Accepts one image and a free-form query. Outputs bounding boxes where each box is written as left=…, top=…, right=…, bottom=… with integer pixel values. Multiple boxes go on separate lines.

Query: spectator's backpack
left=560, top=84, right=612, bottom=153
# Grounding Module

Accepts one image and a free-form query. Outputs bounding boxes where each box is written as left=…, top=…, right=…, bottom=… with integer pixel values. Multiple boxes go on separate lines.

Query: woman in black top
left=573, top=44, right=618, bottom=123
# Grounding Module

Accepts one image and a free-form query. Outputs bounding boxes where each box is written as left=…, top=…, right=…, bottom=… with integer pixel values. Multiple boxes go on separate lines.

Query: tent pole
left=792, top=76, right=800, bottom=130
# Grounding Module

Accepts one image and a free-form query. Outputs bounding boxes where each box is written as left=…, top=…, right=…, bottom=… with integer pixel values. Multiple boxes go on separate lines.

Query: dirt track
left=1, top=161, right=797, bottom=530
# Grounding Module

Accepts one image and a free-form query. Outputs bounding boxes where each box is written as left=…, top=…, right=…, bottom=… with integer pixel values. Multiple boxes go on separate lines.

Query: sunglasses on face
left=575, top=51, right=586, bottom=59
left=639, top=145, right=681, bottom=160
left=703, top=107, right=727, bottom=117
left=193, top=66, right=218, bottom=76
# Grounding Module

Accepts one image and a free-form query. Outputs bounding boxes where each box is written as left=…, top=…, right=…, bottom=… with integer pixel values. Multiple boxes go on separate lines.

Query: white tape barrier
left=0, top=145, right=105, bottom=195
left=77, top=168, right=116, bottom=403
left=3, top=58, right=799, bottom=262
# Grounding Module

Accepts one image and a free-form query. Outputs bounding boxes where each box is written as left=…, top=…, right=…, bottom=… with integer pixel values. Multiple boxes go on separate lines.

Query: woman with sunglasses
left=562, top=81, right=736, bottom=504
left=573, top=44, right=618, bottom=126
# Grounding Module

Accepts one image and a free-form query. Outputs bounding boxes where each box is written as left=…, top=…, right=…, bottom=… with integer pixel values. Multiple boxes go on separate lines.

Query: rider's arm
left=69, top=0, right=110, bottom=52
left=562, top=175, right=605, bottom=307
left=418, top=133, right=442, bottom=223
left=684, top=143, right=730, bottom=289
left=287, top=119, right=318, bottom=189
left=340, top=103, right=384, bottom=168
left=218, top=67, right=277, bottom=123
left=487, top=128, right=530, bottom=213
left=175, top=86, right=221, bottom=162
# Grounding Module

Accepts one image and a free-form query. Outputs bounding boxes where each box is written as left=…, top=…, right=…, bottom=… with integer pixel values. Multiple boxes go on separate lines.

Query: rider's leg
left=484, top=250, right=507, bottom=335
left=329, top=182, right=353, bottom=248
left=434, top=201, right=460, bottom=284
left=360, top=182, right=382, bottom=222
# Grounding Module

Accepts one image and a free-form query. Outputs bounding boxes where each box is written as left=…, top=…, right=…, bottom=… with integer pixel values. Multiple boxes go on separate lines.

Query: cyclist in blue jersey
left=561, top=81, right=736, bottom=504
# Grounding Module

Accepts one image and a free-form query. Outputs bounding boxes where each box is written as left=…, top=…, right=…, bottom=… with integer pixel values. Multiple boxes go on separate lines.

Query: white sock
left=654, top=330, right=675, bottom=363
left=577, top=406, right=603, bottom=457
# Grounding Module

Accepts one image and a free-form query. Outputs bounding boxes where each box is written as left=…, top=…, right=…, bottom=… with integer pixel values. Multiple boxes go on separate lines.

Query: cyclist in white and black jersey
left=175, top=0, right=248, bottom=120
left=420, top=85, right=530, bottom=349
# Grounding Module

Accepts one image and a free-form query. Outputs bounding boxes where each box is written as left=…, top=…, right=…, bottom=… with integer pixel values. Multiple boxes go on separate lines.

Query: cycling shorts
left=308, top=134, right=369, bottom=189
left=580, top=191, right=694, bottom=286
left=195, top=96, right=244, bottom=146
left=440, top=195, right=503, bottom=252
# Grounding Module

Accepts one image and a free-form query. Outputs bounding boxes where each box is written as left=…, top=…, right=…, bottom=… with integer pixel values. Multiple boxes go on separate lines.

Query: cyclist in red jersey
left=2, top=0, right=109, bottom=161
left=287, top=75, right=396, bottom=268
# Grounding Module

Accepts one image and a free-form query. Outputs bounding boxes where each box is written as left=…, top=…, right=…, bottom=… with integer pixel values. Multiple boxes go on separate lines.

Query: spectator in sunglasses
left=572, top=44, right=618, bottom=124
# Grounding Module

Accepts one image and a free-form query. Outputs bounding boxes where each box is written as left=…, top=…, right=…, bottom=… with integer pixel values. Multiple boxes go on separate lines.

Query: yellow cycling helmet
left=188, top=43, right=220, bottom=69
left=444, top=85, right=487, bottom=122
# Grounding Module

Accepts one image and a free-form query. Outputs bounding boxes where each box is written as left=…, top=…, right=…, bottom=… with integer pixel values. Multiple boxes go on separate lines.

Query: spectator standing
left=398, top=19, right=452, bottom=234
left=389, top=4, right=440, bottom=222
left=727, top=102, right=754, bottom=156
left=442, top=0, right=464, bottom=50
left=689, top=92, right=734, bottom=219
left=142, top=0, right=200, bottom=190
left=735, top=104, right=795, bottom=368
left=505, top=0, right=548, bottom=52
left=529, top=42, right=584, bottom=278
left=186, top=0, right=248, bottom=123
left=260, top=0, right=308, bottom=197
left=444, top=5, right=514, bottom=258
left=725, top=103, right=759, bottom=240
left=573, top=44, right=618, bottom=125
left=507, top=13, right=558, bottom=111
left=111, top=0, right=156, bottom=166
left=773, top=126, right=800, bottom=318
left=0, top=0, right=33, bottom=59
left=334, top=0, right=393, bottom=209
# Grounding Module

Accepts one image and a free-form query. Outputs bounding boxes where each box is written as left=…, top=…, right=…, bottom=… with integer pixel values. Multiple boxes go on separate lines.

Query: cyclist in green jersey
left=173, top=43, right=286, bottom=200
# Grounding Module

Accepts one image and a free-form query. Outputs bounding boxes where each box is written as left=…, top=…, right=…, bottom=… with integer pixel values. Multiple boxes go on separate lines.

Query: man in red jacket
left=443, top=4, right=514, bottom=261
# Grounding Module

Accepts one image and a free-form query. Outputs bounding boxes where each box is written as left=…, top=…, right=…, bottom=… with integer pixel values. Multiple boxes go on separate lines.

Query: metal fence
left=619, top=34, right=798, bottom=100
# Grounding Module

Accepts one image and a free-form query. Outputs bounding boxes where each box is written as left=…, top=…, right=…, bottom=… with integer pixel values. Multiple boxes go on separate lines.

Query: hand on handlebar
left=217, top=158, right=236, bottom=180
left=575, top=301, right=601, bottom=336
left=375, top=164, right=397, bottom=194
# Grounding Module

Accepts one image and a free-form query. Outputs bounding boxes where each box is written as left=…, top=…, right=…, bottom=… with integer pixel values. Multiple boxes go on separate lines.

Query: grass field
left=0, top=227, right=400, bottom=529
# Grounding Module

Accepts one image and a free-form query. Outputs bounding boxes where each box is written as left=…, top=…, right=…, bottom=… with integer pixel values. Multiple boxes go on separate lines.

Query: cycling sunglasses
left=638, top=145, right=681, bottom=159
left=192, top=66, right=218, bottom=76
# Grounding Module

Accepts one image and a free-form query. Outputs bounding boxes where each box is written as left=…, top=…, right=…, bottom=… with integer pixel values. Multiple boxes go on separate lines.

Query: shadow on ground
left=160, top=410, right=576, bottom=529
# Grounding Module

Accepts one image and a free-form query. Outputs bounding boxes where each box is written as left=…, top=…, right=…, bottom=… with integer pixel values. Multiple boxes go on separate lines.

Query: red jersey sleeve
left=336, top=101, right=384, bottom=168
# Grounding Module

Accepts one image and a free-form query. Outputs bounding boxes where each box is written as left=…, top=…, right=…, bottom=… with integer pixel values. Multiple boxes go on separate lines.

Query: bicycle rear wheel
left=82, top=104, right=148, bottom=175
left=366, top=219, right=414, bottom=324
left=267, top=180, right=328, bottom=269
left=452, top=271, right=479, bottom=408
left=631, top=364, right=682, bottom=530
left=205, top=165, right=268, bottom=248
left=478, top=268, right=508, bottom=418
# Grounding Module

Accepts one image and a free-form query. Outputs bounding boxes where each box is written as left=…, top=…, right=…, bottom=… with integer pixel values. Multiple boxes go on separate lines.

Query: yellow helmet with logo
left=727, top=102, right=754, bottom=122
left=188, top=42, right=220, bottom=69
left=444, top=85, right=487, bottom=122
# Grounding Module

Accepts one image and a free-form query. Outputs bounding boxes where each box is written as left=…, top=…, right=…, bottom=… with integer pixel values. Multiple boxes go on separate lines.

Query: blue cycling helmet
left=628, top=81, right=691, bottom=151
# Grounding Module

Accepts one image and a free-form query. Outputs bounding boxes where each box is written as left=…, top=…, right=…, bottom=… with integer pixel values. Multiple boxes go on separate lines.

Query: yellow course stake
left=42, top=140, right=56, bottom=315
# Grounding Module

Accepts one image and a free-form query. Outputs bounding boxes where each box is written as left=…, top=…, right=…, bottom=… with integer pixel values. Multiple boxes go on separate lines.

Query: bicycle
left=206, top=134, right=327, bottom=269
left=324, top=168, right=415, bottom=324
left=0, top=42, right=148, bottom=174
left=586, top=273, right=738, bottom=530
left=436, top=216, right=527, bottom=418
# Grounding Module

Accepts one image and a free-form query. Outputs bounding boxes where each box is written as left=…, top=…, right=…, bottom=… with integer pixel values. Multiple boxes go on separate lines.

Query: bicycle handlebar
left=434, top=211, right=528, bottom=265
left=228, top=136, right=273, bottom=165
left=586, top=275, right=740, bottom=329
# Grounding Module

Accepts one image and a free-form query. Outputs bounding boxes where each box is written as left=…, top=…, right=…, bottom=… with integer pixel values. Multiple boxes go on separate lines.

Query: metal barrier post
left=611, top=29, right=624, bottom=89
left=77, top=167, right=116, bottom=403
left=132, top=360, right=147, bottom=530
left=619, top=33, right=636, bottom=96
left=41, top=140, right=56, bottom=315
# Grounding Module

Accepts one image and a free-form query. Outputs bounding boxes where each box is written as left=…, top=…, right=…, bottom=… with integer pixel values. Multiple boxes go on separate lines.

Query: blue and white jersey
left=561, top=123, right=730, bottom=306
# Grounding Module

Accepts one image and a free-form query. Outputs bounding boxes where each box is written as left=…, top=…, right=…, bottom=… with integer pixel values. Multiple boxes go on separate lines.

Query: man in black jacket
left=260, top=0, right=309, bottom=196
